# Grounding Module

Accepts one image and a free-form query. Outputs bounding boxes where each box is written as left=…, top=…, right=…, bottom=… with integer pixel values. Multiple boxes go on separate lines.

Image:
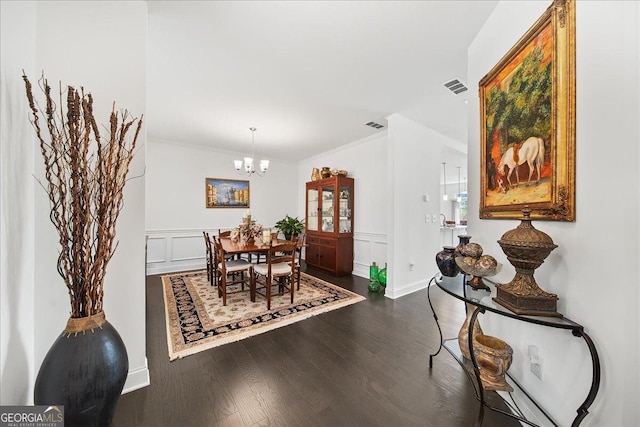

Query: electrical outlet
left=528, top=345, right=543, bottom=380
left=531, top=361, right=542, bottom=380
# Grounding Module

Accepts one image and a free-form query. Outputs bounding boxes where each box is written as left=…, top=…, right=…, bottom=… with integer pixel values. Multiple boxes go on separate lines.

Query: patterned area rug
left=162, top=270, right=365, bottom=360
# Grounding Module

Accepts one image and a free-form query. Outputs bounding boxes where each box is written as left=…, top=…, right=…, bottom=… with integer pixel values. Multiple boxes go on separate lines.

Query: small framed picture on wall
left=205, top=177, right=250, bottom=208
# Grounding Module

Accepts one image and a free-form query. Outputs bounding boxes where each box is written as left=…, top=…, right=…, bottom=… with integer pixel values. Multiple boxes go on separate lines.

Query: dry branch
left=23, top=72, right=143, bottom=318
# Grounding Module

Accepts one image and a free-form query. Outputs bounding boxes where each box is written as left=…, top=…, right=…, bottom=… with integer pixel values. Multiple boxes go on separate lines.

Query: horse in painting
left=497, top=136, right=545, bottom=189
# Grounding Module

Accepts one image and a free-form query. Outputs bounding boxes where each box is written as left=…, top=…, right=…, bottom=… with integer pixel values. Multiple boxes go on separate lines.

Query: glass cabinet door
left=307, top=188, right=318, bottom=231
left=321, top=185, right=335, bottom=233
left=338, top=185, right=352, bottom=233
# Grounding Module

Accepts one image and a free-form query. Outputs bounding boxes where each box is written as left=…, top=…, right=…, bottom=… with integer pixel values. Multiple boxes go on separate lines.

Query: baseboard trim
left=147, top=261, right=204, bottom=276
left=122, top=358, right=150, bottom=394
left=353, top=263, right=368, bottom=279
left=384, top=277, right=429, bottom=299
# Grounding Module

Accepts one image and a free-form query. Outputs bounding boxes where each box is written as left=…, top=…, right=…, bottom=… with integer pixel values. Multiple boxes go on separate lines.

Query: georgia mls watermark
left=0, top=406, right=64, bottom=427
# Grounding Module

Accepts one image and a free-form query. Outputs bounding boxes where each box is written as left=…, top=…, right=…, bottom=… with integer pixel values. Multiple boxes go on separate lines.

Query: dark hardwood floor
left=111, top=265, right=520, bottom=426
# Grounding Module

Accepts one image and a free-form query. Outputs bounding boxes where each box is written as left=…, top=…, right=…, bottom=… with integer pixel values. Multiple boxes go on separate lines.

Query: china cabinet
left=305, top=176, right=354, bottom=275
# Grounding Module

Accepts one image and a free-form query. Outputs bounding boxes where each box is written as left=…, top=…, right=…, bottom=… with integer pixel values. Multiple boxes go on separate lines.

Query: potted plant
left=275, top=215, right=304, bottom=240
left=23, top=73, right=142, bottom=427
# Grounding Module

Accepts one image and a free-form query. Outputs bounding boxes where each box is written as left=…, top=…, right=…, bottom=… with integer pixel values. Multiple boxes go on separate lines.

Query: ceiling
left=146, top=1, right=498, bottom=163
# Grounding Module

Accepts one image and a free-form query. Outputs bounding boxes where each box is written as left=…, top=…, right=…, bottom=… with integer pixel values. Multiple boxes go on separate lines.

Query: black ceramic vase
left=34, top=312, right=128, bottom=427
left=455, top=235, right=472, bottom=258
left=436, top=246, right=460, bottom=277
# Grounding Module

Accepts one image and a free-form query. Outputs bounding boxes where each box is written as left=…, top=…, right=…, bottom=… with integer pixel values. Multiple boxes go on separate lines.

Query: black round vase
left=34, top=312, right=128, bottom=427
left=436, top=246, right=460, bottom=277
left=455, top=235, right=472, bottom=258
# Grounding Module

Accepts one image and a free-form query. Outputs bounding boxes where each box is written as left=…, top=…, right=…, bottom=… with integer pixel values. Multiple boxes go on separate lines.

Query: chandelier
left=234, top=127, right=269, bottom=176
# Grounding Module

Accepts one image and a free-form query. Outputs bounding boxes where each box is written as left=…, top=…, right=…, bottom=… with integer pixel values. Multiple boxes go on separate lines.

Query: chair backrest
left=203, top=231, right=212, bottom=257
left=212, top=236, right=227, bottom=273
left=295, top=232, right=306, bottom=257
left=265, top=241, right=297, bottom=276
left=219, top=229, right=231, bottom=238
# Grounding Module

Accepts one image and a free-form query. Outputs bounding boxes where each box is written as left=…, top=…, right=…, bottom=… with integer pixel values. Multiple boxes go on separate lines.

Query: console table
left=427, top=274, right=600, bottom=427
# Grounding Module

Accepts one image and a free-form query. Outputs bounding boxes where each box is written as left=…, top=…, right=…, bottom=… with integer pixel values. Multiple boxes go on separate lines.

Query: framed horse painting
left=479, top=0, right=575, bottom=221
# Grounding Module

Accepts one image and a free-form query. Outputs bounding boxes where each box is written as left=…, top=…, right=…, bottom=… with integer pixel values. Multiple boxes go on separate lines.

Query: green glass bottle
left=368, top=262, right=380, bottom=292
left=378, top=263, right=387, bottom=287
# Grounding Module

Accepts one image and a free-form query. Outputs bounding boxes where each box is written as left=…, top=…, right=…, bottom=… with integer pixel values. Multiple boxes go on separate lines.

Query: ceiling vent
left=443, top=78, right=468, bottom=95
left=365, top=121, right=385, bottom=129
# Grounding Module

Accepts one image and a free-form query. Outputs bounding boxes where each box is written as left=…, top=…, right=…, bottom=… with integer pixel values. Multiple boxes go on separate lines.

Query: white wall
left=0, top=1, right=149, bottom=403
left=468, top=1, right=640, bottom=425
left=145, top=139, right=299, bottom=274
left=0, top=1, right=37, bottom=405
left=297, top=132, right=388, bottom=235
left=387, top=114, right=460, bottom=298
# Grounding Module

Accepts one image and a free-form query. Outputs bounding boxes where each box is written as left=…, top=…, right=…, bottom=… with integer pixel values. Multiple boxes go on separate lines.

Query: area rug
left=162, top=270, right=365, bottom=360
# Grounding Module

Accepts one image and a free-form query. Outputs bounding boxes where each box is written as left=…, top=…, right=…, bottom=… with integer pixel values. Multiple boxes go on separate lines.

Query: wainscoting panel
left=146, top=229, right=213, bottom=275
left=171, top=233, right=205, bottom=262
left=353, top=232, right=387, bottom=279
left=146, top=236, right=167, bottom=264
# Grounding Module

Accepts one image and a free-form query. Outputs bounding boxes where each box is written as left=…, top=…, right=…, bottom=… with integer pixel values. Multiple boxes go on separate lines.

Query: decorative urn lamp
left=495, top=208, right=561, bottom=317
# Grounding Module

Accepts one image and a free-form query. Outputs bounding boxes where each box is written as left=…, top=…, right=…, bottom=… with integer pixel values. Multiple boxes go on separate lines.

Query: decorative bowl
left=456, top=255, right=502, bottom=290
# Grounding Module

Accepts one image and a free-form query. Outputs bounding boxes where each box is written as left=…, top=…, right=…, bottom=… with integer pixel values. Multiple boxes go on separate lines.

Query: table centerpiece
left=231, top=210, right=263, bottom=244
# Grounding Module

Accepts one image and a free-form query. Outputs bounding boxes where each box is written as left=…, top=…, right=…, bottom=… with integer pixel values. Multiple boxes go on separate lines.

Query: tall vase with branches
left=23, top=72, right=143, bottom=427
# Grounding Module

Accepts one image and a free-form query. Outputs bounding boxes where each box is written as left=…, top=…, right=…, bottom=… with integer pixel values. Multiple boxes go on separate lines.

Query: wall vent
left=365, top=121, right=385, bottom=129
left=443, top=78, right=468, bottom=95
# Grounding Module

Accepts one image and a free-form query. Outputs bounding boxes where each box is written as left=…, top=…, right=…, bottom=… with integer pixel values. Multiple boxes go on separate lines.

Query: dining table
left=218, top=235, right=306, bottom=274
left=218, top=235, right=307, bottom=273
left=218, top=236, right=293, bottom=256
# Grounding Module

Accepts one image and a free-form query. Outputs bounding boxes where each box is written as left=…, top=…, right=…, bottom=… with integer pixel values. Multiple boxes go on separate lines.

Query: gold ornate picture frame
left=480, top=0, right=575, bottom=221
left=205, top=178, right=250, bottom=208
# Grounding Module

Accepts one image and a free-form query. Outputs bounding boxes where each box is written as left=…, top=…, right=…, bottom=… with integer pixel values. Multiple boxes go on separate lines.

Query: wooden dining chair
left=293, top=232, right=306, bottom=290
left=250, top=241, right=297, bottom=310
left=203, top=231, right=215, bottom=285
left=273, top=234, right=303, bottom=289
left=212, top=236, right=252, bottom=306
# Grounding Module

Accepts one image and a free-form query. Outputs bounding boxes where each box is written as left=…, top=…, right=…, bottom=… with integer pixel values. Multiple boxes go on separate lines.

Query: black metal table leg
left=427, top=276, right=443, bottom=368
left=571, top=329, right=601, bottom=427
